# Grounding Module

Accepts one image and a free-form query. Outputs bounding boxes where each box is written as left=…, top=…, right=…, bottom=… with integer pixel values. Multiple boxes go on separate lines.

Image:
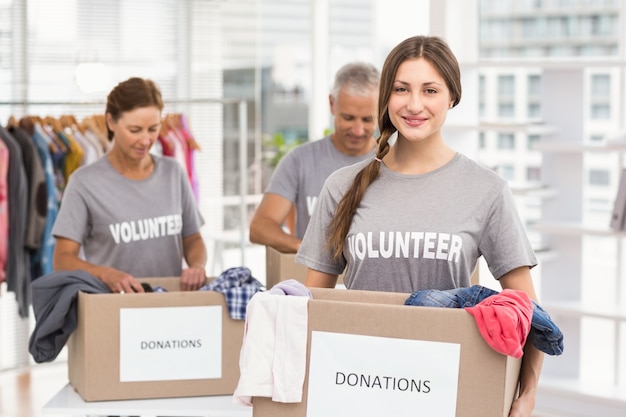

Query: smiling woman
left=297, top=35, right=543, bottom=417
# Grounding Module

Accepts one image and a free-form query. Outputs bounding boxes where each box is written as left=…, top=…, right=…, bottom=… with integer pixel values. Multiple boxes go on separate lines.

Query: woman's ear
left=105, top=113, right=114, bottom=131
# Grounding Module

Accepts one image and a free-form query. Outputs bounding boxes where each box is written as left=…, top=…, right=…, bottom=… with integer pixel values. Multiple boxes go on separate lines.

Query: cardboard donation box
left=265, top=246, right=343, bottom=288
left=68, top=277, right=244, bottom=402
left=252, top=288, right=522, bottom=417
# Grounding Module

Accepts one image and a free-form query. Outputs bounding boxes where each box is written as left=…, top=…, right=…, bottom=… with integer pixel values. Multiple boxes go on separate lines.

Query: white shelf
left=532, top=222, right=626, bottom=237
left=511, top=185, right=556, bottom=198
left=479, top=120, right=558, bottom=135
left=532, top=141, right=626, bottom=153
left=540, top=300, right=626, bottom=322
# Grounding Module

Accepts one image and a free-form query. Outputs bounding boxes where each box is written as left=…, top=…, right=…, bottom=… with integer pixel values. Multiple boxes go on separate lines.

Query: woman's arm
left=181, top=232, right=208, bottom=290
left=305, top=268, right=338, bottom=288
left=52, top=237, right=143, bottom=293
left=499, top=266, right=545, bottom=417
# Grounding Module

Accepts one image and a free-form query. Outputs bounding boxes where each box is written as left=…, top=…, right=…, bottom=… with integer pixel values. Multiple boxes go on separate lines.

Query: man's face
left=329, top=88, right=378, bottom=156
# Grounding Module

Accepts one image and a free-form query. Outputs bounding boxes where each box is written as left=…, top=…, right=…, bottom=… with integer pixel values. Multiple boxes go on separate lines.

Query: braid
left=326, top=131, right=393, bottom=260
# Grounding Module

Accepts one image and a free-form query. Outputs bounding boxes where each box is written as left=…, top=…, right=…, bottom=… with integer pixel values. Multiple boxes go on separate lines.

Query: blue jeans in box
left=404, top=285, right=564, bottom=356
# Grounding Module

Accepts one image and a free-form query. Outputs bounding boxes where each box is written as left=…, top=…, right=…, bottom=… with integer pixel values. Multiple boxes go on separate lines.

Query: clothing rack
left=1, top=97, right=251, bottom=264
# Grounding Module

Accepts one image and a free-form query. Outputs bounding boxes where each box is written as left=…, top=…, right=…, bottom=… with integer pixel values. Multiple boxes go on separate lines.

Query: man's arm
left=249, top=193, right=302, bottom=253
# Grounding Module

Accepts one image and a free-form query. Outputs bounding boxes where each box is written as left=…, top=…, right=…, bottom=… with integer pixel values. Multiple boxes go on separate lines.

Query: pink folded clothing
left=465, top=289, right=533, bottom=358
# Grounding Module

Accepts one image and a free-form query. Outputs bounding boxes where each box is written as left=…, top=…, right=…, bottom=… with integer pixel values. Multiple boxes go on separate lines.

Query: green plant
left=263, top=132, right=305, bottom=168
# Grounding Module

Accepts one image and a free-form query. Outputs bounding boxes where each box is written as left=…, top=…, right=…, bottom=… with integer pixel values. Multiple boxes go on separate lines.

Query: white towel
left=233, top=291, right=309, bottom=406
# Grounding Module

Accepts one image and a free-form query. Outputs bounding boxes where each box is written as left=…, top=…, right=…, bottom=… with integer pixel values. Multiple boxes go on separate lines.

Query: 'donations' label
left=307, top=331, right=460, bottom=417
left=119, top=306, right=222, bottom=382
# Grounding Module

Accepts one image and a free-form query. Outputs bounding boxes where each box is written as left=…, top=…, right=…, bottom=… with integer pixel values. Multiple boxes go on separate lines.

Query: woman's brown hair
left=105, top=77, right=164, bottom=140
left=326, top=35, right=462, bottom=260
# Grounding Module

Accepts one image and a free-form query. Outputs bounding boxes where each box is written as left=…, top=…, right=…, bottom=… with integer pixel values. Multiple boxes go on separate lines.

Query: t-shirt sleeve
left=51, top=174, right=89, bottom=244
left=265, top=148, right=301, bottom=204
left=479, top=184, right=538, bottom=280
left=295, top=174, right=346, bottom=275
left=177, top=163, right=204, bottom=237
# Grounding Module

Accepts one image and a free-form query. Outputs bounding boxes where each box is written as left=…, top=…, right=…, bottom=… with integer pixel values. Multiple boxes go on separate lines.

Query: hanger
left=60, top=114, right=85, bottom=134
left=6, top=115, right=18, bottom=129
left=178, top=113, right=201, bottom=151
left=44, top=116, right=64, bottom=134
left=94, top=115, right=108, bottom=136
left=160, top=115, right=171, bottom=137
left=18, top=116, right=36, bottom=135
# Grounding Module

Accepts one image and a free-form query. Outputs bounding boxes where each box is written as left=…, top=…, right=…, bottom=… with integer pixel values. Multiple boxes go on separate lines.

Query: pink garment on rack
left=167, top=129, right=188, bottom=174
left=0, top=139, right=9, bottom=283
left=178, top=116, right=200, bottom=201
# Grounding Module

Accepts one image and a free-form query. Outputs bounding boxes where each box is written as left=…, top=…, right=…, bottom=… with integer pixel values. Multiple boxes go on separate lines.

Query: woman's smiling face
left=387, top=57, right=453, bottom=144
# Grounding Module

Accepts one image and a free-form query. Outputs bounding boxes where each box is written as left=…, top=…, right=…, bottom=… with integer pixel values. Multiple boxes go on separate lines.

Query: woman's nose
left=406, top=93, right=423, bottom=113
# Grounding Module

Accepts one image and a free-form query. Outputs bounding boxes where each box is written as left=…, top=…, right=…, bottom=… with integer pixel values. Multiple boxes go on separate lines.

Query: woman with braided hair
left=296, top=35, right=543, bottom=417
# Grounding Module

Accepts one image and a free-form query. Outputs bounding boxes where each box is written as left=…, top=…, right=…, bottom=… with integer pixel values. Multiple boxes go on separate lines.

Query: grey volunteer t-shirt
left=52, top=155, right=204, bottom=277
left=266, top=135, right=375, bottom=238
left=296, top=153, right=537, bottom=293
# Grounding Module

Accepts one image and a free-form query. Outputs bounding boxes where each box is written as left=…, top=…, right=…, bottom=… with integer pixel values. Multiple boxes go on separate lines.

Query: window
left=526, top=166, right=542, bottom=182
left=591, top=104, right=611, bottom=120
left=527, top=74, right=541, bottom=118
left=527, top=102, right=541, bottom=118
left=497, top=75, right=515, bottom=118
left=498, top=103, right=515, bottom=118
left=497, top=133, right=516, bottom=149
left=590, top=74, right=611, bottom=120
left=498, top=75, right=515, bottom=98
left=498, top=164, right=515, bottom=181
left=527, top=134, right=541, bottom=150
left=479, top=75, right=486, bottom=118
left=591, top=74, right=611, bottom=97
left=527, top=74, right=541, bottom=97
left=588, top=169, right=610, bottom=186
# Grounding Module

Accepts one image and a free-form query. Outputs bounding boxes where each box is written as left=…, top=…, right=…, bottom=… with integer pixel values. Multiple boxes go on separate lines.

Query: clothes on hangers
left=0, top=136, right=9, bottom=285
left=0, top=111, right=201, bottom=318
left=0, top=126, right=30, bottom=317
left=158, top=113, right=200, bottom=201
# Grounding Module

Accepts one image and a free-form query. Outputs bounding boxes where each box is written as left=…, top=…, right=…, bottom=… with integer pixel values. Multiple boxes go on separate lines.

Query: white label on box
left=306, top=331, right=460, bottom=417
left=119, top=306, right=222, bottom=382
